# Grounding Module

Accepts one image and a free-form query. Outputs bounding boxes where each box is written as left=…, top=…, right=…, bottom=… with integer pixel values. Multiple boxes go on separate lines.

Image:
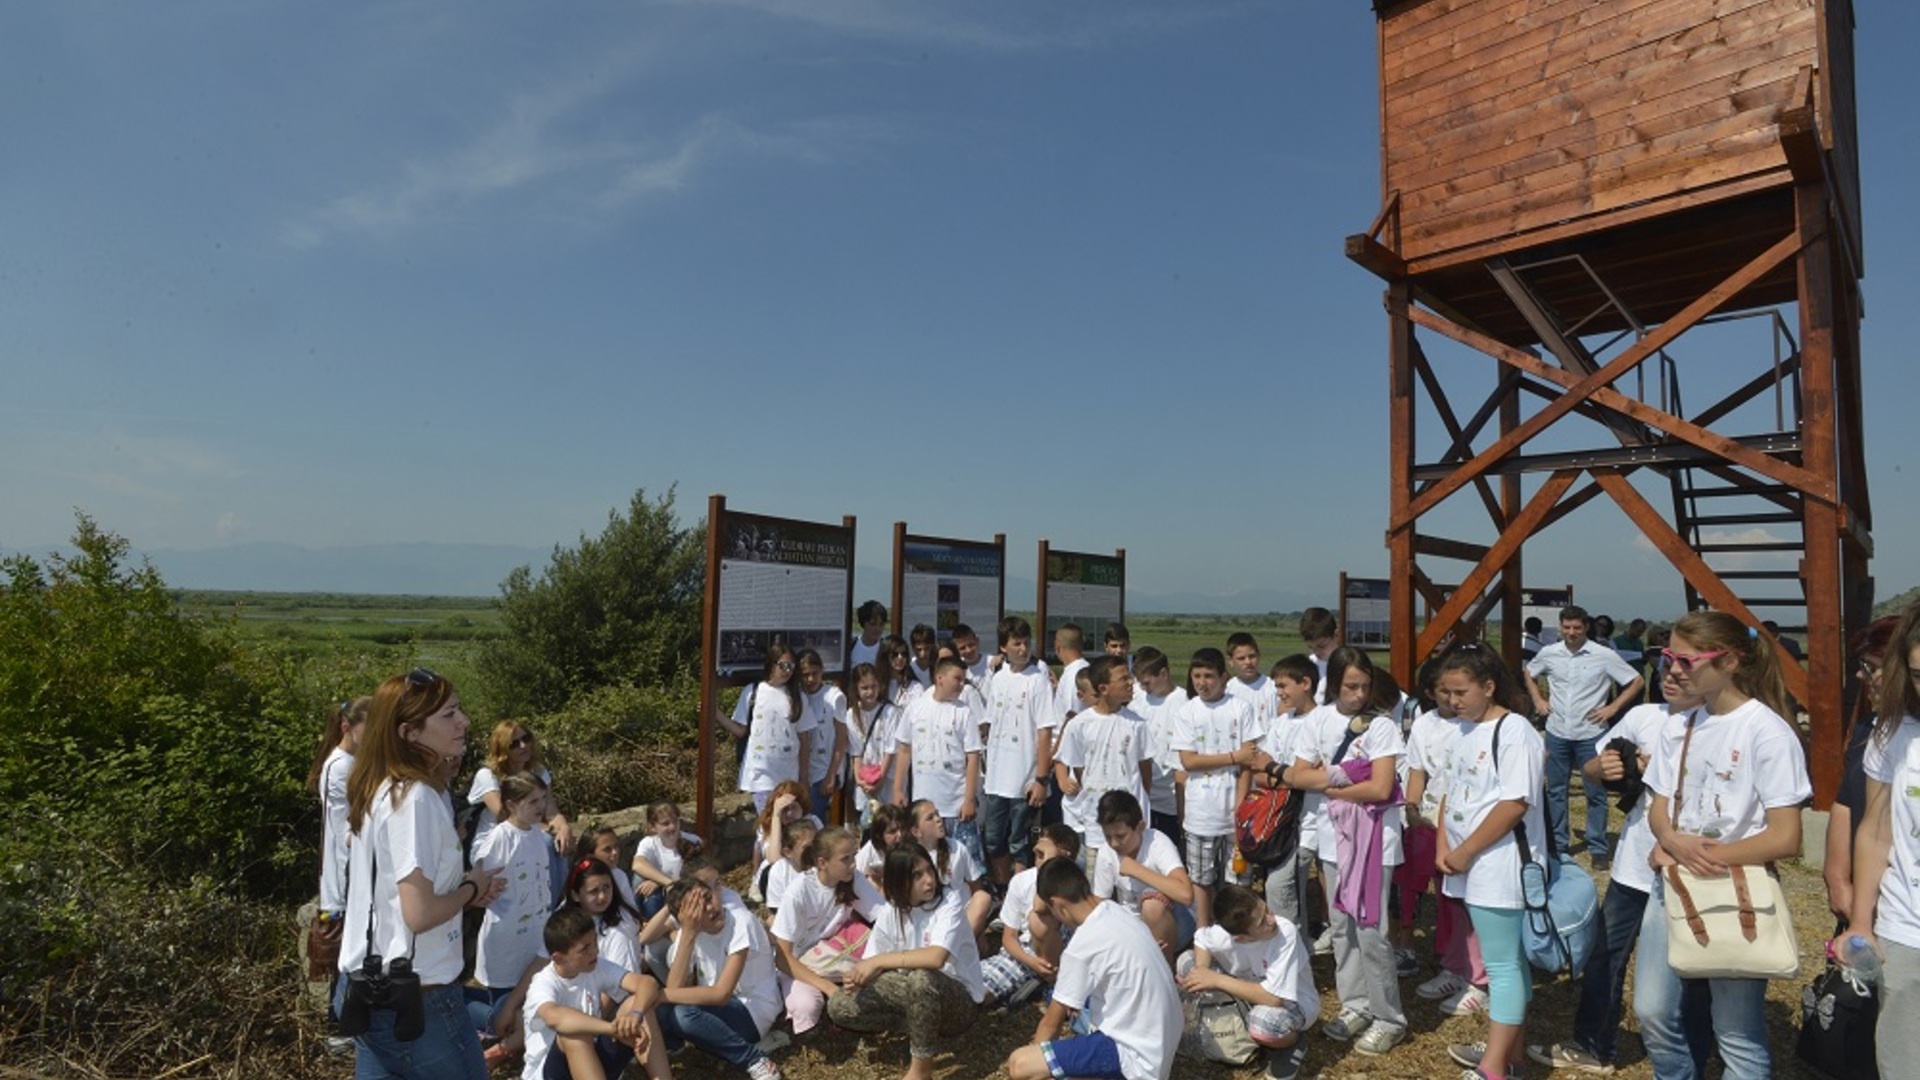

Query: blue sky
left=4, top=1, right=1916, bottom=618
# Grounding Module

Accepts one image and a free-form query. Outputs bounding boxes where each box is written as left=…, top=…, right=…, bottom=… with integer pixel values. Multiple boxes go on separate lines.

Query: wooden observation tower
left=1347, top=0, right=1869, bottom=803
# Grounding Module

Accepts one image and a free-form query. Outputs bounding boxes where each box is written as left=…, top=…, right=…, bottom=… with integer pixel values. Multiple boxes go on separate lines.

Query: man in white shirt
left=1526, top=605, right=1645, bottom=865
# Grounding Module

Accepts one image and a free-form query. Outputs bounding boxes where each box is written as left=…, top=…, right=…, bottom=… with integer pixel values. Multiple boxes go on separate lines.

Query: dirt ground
left=652, top=824, right=1841, bottom=1080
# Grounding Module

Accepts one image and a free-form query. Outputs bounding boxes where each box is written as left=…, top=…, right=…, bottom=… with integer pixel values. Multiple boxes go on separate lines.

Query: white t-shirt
left=1592, top=703, right=1671, bottom=894
left=1294, top=705, right=1408, bottom=866
left=849, top=636, right=882, bottom=670
left=1136, top=687, right=1190, bottom=818
left=472, top=819, right=555, bottom=988
left=1526, top=641, right=1643, bottom=741
left=1054, top=657, right=1091, bottom=726
left=1263, top=708, right=1314, bottom=843
left=1226, top=674, right=1279, bottom=733
left=1091, top=828, right=1186, bottom=914
left=1054, top=900, right=1183, bottom=1080
left=634, top=830, right=703, bottom=884
left=598, top=912, right=641, bottom=977
left=855, top=840, right=887, bottom=883
left=850, top=701, right=905, bottom=813
left=1404, top=708, right=1475, bottom=822
left=1002, top=865, right=1040, bottom=947
left=804, top=684, right=847, bottom=786
left=319, top=746, right=355, bottom=911
left=466, top=763, right=553, bottom=853
left=869, top=889, right=985, bottom=1002
left=1173, top=694, right=1259, bottom=838
left=1439, top=714, right=1548, bottom=909
left=1191, top=919, right=1320, bottom=1026
left=735, top=682, right=820, bottom=794
left=666, top=907, right=783, bottom=1037
left=764, top=858, right=803, bottom=912
left=521, top=960, right=631, bottom=1080
left=896, top=693, right=983, bottom=817
left=341, top=779, right=466, bottom=985
left=937, top=839, right=982, bottom=901
left=1864, top=717, right=1920, bottom=950
left=1643, top=698, right=1811, bottom=845
left=982, top=662, right=1058, bottom=799
left=771, top=869, right=883, bottom=952
left=1055, top=707, right=1150, bottom=849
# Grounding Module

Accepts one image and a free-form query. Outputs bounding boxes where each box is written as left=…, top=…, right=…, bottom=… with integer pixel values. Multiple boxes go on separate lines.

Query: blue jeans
left=354, top=983, right=489, bottom=1080
left=946, top=816, right=987, bottom=877
left=810, top=777, right=834, bottom=823
left=462, top=985, right=513, bottom=1037
left=980, top=793, right=1036, bottom=868
left=1544, top=731, right=1610, bottom=858
left=1575, top=880, right=1714, bottom=1068
left=1634, top=878, right=1770, bottom=1080
left=656, top=999, right=765, bottom=1069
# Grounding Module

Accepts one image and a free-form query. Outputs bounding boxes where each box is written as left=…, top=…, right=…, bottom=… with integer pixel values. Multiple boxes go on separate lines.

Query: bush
left=531, top=676, right=733, bottom=812
left=477, top=487, right=705, bottom=718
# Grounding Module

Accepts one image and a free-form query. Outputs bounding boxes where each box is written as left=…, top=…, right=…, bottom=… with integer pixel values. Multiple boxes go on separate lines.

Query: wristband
left=459, top=879, right=480, bottom=905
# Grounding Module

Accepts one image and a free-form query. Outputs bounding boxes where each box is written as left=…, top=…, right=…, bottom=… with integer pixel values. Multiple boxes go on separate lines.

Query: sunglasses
left=404, top=667, right=440, bottom=688
left=511, top=734, right=534, bottom=749
left=1658, top=648, right=1728, bottom=672
left=776, top=660, right=795, bottom=672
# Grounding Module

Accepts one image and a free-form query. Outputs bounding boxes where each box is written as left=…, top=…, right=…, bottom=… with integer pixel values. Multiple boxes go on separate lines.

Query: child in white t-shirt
left=893, top=656, right=984, bottom=868
left=1004, top=858, right=1183, bottom=1080
left=472, top=774, right=558, bottom=1042
left=1175, top=883, right=1317, bottom=1080
left=856, top=803, right=912, bottom=892
left=770, top=826, right=882, bottom=1038
left=631, top=801, right=703, bottom=920
left=1092, top=790, right=1195, bottom=964
left=521, top=907, right=671, bottom=1080
left=910, top=798, right=993, bottom=934
left=837, top=664, right=900, bottom=823
left=1287, top=647, right=1408, bottom=1054
left=760, top=819, right=816, bottom=920
left=1256, top=654, right=1320, bottom=941
left=980, top=617, right=1057, bottom=887
left=980, top=824, right=1080, bottom=1006
left=1173, top=647, right=1260, bottom=928
left=1130, top=647, right=1190, bottom=846
left=1433, top=645, right=1547, bottom=1078
left=1053, top=655, right=1151, bottom=856
left=562, top=857, right=646, bottom=984
left=796, top=649, right=846, bottom=821
left=1401, top=661, right=1490, bottom=1016
left=658, top=879, right=786, bottom=1079
left=1226, top=631, right=1280, bottom=733
left=1635, top=612, right=1810, bottom=1080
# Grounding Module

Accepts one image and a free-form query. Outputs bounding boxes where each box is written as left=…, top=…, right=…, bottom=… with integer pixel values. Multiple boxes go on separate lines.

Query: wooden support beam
left=1388, top=281, right=1417, bottom=691
left=1409, top=298, right=1837, bottom=508
left=1590, top=468, right=1808, bottom=704
left=1537, top=478, right=1615, bottom=534
left=1347, top=234, right=1406, bottom=280
left=1413, top=535, right=1492, bottom=563
left=1418, top=470, right=1579, bottom=658
left=1412, top=338, right=1506, bottom=527
left=1796, top=175, right=1844, bottom=808
left=1393, top=231, right=1805, bottom=531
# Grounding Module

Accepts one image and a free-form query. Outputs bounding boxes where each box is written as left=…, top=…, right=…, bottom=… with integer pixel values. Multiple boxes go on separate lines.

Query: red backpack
left=1233, top=764, right=1301, bottom=866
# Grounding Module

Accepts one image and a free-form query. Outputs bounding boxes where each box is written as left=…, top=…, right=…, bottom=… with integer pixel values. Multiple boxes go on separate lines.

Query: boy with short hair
left=1174, top=648, right=1260, bottom=928
left=980, top=823, right=1081, bottom=1006
left=849, top=600, right=889, bottom=669
left=981, top=616, right=1057, bottom=887
left=908, top=623, right=939, bottom=687
left=1051, top=623, right=1090, bottom=727
left=1298, top=609, right=1340, bottom=703
left=1053, top=656, right=1152, bottom=858
left=1253, top=654, right=1319, bottom=936
left=1131, top=646, right=1189, bottom=847
left=1225, top=631, right=1279, bottom=733
left=1176, top=884, right=1316, bottom=1080
left=1005, top=859, right=1184, bottom=1080
left=1092, top=790, right=1195, bottom=964
left=1102, top=623, right=1132, bottom=663
left=949, top=624, right=992, bottom=736
left=893, top=655, right=985, bottom=868
left=522, top=907, right=673, bottom=1080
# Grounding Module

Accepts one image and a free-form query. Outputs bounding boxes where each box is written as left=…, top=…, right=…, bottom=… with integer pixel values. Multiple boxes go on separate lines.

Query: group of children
left=313, top=601, right=1815, bottom=1080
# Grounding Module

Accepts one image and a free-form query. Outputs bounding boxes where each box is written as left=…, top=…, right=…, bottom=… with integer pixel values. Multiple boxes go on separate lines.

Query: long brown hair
left=1876, top=604, right=1920, bottom=748
left=346, top=671, right=456, bottom=832
left=1670, top=610, right=1792, bottom=721
left=306, top=696, right=370, bottom=795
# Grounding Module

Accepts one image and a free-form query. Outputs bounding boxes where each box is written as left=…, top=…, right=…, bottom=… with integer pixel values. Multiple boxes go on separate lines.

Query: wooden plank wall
left=1381, top=0, right=1821, bottom=265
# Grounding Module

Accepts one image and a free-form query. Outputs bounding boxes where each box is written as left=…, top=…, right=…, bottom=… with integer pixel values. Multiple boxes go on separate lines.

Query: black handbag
left=1795, top=962, right=1879, bottom=1079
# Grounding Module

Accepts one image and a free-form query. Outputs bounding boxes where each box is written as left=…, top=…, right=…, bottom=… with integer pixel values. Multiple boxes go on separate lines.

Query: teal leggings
left=1467, top=904, right=1531, bottom=1026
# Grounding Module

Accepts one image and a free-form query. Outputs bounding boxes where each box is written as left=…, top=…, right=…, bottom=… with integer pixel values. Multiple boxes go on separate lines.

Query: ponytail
left=1671, top=610, right=1792, bottom=720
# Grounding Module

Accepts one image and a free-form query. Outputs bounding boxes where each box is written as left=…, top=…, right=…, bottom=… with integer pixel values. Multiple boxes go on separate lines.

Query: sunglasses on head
left=404, top=667, right=440, bottom=689
left=1658, top=647, right=1728, bottom=672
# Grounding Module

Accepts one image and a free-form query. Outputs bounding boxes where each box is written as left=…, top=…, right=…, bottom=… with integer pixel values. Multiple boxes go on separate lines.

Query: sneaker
left=1322, top=1007, right=1371, bottom=1042
left=755, top=1028, right=791, bottom=1054
left=1264, top=1037, right=1308, bottom=1080
left=322, top=1036, right=356, bottom=1060
left=1440, top=984, right=1491, bottom=1016
left=1417, top=970, right=1469, bottom=1000
left=1312, top=925, right=1335, bottom=957
left=1355, top=1022, right=1406, bottom=1056
left=1528, top=1041, right=1614, bottom=1073
left=1589, top=853, right=1612, bottom=873
left=1449, top=1042, right=1488, bottom=1069
left=746, top=1058, right=784, bottom=1080
left=1394, top=946, right=1419, bottom=978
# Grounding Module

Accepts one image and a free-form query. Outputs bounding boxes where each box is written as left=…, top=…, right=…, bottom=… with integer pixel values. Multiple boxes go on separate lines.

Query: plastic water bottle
left=1841, top=934, right=1883, bottom=983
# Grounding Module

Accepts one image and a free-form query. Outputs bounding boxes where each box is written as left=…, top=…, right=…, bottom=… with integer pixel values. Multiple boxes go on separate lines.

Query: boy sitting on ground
left=1176, top=883, right=1316, bottom=1080
left=521, top=907, right=673, bottom=1080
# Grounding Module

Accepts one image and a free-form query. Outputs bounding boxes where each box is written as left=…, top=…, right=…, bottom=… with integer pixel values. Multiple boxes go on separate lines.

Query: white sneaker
left=1355, top=1022, right=1406, bottom=1056
left=1417, top=969, right=1469, bottom=1000
left=1312, top=926, right=1334, bottom=956
left=1321, top=1007, right=1372, bottom=1042
left=747, top=1058, right=784, bottom=1080
left=755, top=1029, right=791, bottom=1053
left=1440, top=984, right=1490, bottom=1016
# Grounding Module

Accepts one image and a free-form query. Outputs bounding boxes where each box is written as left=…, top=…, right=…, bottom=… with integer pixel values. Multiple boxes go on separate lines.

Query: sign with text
left=1343, top=577, right=1392, bottom=646
left=897, top=533, right=1005, bottom=643
left=1042, top=547, right=1125, bottom=659
left=714, top=512, right=854, bottom=676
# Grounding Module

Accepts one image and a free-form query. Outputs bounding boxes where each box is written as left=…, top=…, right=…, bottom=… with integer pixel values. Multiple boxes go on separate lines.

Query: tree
left=478, top=487, right=705, bottom=716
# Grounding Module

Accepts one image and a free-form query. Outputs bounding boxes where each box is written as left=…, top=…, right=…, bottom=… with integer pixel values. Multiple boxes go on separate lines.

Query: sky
left=4, top=1, right=1916, bottom=619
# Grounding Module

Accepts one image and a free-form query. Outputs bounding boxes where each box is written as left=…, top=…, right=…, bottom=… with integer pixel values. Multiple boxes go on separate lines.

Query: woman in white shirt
left=307, top=696, right=369, bottom=919
left=1847, top=603, right=1920, bottom=1078
left=826, top=842, right=982, bottom=1080
left=1633, top=611, right=1809, bottom=1080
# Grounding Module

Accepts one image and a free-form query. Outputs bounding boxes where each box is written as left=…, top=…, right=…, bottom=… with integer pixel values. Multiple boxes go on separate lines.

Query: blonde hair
left=486, top=720, right=543, bottom=775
